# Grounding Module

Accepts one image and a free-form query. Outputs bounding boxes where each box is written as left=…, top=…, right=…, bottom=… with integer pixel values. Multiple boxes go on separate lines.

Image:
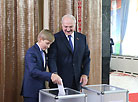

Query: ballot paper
left=58, top=79, right=65, bottom=96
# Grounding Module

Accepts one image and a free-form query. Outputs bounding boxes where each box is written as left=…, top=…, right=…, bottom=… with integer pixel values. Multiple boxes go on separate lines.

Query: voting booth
left=39, top=88, right=87, bottom=102
left=82, top=84, right=129, bottom=102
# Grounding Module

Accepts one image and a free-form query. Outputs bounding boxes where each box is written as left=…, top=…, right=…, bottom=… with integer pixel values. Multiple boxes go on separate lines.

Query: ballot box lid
left=39, top=87, right=86, bottom=99
left=82, top=84, right=128, bottom=94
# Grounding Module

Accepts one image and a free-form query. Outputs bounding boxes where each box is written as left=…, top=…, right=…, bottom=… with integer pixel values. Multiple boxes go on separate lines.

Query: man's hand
left=80, top=75, right=88, bottom=86
left=51, top=73, right=62, bottom=85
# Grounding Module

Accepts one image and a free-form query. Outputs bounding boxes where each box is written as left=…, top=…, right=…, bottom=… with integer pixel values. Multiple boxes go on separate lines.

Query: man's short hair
left=61, top=14, right=76, bottom=24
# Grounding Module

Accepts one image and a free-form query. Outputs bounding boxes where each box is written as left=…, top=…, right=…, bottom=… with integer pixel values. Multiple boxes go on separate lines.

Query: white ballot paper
left=58, top=79, right=65, bottom=96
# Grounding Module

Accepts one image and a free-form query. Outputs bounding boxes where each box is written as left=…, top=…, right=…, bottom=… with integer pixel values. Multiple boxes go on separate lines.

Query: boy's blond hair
left=37, top=29, right=55, bottom=42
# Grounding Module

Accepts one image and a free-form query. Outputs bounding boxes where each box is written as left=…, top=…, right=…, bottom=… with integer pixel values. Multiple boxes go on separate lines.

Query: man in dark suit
left=21, top=29, right=62, bottom=102
left=48, top=14, right=90, bottom=91
left=110, top=38, right=114, bottom=55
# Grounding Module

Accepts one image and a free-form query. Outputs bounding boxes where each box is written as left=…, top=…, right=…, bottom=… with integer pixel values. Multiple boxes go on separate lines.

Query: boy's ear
left=39, top=37, right=43, bottom=41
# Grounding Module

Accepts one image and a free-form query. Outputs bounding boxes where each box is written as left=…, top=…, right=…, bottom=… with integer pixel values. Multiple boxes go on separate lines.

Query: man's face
left=62, top=17, right=75, bottom=35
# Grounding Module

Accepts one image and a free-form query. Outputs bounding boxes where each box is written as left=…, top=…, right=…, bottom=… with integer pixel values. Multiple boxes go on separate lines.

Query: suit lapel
left=34, top=44, right=44, bottom=65
left=61, top=31, right=73, bottom=53
left=74, top=32, right=80, bottom=54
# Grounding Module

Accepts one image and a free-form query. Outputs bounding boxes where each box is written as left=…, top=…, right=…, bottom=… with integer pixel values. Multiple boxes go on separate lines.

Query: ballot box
left=82, top=84, right=129, bottom=102
left=39, top=88, right=87, bottom=102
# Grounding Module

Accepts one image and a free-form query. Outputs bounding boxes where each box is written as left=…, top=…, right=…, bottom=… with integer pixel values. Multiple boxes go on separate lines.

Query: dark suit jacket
left=48, top=30, right=90, bottom=90
left=21, top=44, right=51, bottom=98
left=110, top=38, right=114, bottom=54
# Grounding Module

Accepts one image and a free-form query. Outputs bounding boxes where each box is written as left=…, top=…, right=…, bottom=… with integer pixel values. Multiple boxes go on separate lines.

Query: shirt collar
left=36, top=43, right=43, bottom=51
left=65, top=32, right=74, bottom=38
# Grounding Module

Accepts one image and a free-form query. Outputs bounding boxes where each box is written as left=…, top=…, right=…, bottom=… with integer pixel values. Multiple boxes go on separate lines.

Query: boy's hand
left=51, top=73, right=62, bottom=85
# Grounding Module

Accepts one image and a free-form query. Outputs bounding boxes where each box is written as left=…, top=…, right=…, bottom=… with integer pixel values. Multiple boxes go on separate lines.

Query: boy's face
left=40, top=39, right=52, bottom=50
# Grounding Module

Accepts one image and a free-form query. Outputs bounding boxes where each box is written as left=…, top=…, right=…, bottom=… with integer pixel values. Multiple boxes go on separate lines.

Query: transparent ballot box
left=82, top=84, right=129, bottom=102
left=39, top=88, right=87, bottom=102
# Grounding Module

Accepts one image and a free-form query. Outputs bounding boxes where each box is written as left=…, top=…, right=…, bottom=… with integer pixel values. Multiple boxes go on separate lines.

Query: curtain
left=48, top=0, right=102, bottom=84
left=0, top=0, right=39, bottom=102
left=122, top=0, right=138, bottom=56
left=120, top=0, right=129, bottom=54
